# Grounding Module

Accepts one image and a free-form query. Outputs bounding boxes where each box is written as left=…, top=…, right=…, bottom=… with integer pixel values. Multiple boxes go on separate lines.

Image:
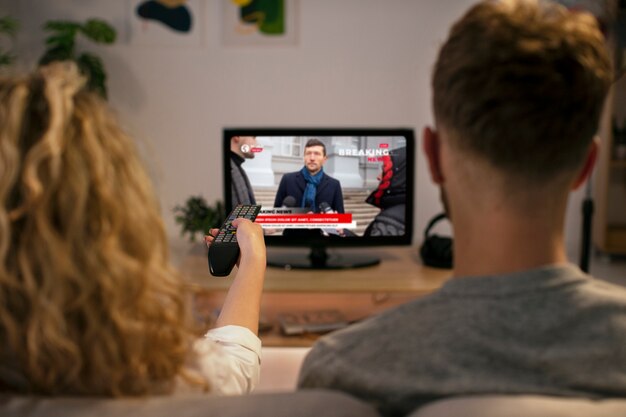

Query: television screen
left=223, top=128, right=415, bottom=268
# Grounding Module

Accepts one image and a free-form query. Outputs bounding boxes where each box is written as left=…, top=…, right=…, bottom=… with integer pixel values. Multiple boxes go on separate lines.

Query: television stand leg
left=309, top=247, right=329, bottom=267
left=267, top=247, right=380, bottom=270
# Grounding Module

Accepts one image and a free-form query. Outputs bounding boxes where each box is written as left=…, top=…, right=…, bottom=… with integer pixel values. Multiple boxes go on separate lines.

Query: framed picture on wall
left=129, top=0, right=205, bottom=47
left=221, top=0, right=298, bottom=47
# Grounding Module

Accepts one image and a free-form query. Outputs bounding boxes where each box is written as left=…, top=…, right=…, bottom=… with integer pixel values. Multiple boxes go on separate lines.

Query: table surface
left=181, top=246, right=453, bottom=294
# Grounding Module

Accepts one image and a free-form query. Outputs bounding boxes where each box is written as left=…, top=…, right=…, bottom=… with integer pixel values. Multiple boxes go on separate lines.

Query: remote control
left=208, top=204, right=262, bottom=277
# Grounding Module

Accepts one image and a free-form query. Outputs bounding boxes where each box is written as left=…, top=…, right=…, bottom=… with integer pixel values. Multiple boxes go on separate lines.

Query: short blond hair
left=433, top=0, right=612, bottom=183
left=0, top=62, right=202, bottom=395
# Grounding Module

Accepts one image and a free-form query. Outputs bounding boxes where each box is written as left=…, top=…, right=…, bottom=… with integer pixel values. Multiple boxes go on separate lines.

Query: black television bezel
left=223, top=128, right=414, bottom=248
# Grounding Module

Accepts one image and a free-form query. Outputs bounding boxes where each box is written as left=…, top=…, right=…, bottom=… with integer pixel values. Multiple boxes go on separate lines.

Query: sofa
left=3, top=391, right=626, bottom=417
left=0, top=390, right=376, bottom=417
left=412, top=395, right=626, bottom=417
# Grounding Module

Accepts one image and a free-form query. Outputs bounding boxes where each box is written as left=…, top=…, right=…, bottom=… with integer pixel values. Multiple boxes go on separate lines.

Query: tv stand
left=181, top=246, right=452, bottom=347
left=267, top=247, right=380, bottom=269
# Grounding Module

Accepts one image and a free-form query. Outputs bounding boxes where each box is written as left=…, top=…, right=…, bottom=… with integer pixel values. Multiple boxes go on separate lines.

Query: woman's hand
left=229, top=218, right=265, bottom=265
left=204, top=228, right=219, bottom=247
left=204, top=218, right=265, bottom=268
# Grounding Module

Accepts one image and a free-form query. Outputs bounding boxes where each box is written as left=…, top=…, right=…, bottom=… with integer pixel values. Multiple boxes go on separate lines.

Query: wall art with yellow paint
left=222, top=0, right=298, bottom=46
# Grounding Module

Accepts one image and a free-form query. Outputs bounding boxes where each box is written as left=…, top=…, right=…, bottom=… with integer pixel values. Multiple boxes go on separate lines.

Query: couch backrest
left=7, top=391, right=626, bottom=417
left=0, top=389, right=380, bottom=417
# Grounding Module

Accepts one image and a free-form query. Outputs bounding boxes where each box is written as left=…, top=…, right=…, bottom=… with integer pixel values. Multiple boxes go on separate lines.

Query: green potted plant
left=39, top=18, right=116, bottom=98
left=174, top=196, right=225, bottom=242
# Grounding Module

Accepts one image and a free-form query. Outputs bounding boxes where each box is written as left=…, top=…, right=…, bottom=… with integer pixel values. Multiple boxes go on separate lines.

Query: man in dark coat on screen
left=230, top=135, right=257, bottom=207
left=273, top=138, right=344, bottom=213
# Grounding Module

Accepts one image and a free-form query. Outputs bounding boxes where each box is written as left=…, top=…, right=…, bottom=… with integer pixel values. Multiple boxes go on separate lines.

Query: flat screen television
left=223, top=128, right=415, bottom=269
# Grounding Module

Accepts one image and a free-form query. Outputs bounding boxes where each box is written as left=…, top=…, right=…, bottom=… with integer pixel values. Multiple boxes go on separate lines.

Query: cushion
left=0, top=389, right=379, bottom=417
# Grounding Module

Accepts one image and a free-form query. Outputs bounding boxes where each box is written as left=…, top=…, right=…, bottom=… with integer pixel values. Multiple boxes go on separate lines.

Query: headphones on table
left=419, top=213, right=453, bottom=269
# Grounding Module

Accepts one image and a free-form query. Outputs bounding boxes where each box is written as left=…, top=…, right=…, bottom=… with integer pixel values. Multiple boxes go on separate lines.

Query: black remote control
left=208, top=204, right=262, bottom=277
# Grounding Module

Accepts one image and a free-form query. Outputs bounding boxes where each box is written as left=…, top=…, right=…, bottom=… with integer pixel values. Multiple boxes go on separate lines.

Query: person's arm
left=205, top=218, right=266, bottom=334
left=193, top=325, right=261, bottom=394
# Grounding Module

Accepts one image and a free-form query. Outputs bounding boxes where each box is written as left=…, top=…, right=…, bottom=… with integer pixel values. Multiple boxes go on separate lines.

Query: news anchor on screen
left=273, top=138, right=345, bottom=213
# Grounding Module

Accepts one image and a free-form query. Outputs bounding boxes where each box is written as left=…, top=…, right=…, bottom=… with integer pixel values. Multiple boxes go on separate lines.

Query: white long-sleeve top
left=178, top=325, right=262, bottom=395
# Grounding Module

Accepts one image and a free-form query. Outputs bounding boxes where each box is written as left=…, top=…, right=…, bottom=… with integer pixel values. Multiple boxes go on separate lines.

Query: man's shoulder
left=309, top=296, right=437, bottom=352
left=298, top=297, right=440, bottom=389
left=580, top=273, right=626, bottom=304
left=322, top=174, right=341, bottom=186
left=278, top=171, right=301, bottom=184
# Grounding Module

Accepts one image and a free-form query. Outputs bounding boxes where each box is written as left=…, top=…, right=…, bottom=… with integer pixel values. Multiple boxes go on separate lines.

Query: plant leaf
left=43, top=21, right=80, bottom=44
left=45, top=34, right=74, bottom=50
left=0, top=16, right=19, bottom=36
left=77, top=52, right=107, bottom=98
left=0, top=53, right=13, bottom=66
left=44, top=21, right=81, bottom=33
left=39, top=46, right=73, bottom=65
left=80, top=19, right=116, bottom=44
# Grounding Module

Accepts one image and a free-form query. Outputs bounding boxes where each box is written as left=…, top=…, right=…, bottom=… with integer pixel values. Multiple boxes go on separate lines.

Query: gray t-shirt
left=298, top=264, right=626, bottom=417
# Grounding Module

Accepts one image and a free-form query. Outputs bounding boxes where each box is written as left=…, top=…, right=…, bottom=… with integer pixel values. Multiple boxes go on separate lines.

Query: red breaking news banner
left=256, top=214, right=353, bottom=224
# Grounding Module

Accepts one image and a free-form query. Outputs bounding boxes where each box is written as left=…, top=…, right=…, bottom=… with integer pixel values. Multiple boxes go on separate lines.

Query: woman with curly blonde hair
left=0, top=62, right=266, bottom=396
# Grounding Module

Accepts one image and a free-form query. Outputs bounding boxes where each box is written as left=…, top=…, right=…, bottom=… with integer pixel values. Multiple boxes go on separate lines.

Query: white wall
left=3, top=0, right=587, bottom=261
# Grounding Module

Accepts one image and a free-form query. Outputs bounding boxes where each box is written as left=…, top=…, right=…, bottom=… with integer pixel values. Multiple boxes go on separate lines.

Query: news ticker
left=256, top=211, right=356, bottom=229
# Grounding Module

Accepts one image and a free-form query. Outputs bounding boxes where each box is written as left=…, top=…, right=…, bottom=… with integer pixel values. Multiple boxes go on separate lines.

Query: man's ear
left=572, top=137, right=599, bottom=190
left=422, top=126, right=445, bottom=184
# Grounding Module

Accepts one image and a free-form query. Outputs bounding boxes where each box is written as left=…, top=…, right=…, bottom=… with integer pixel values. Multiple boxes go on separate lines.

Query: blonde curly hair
left=0, top=62, right=203, bottom=396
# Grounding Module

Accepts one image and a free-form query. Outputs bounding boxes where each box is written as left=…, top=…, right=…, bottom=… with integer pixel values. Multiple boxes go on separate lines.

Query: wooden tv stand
left=180, top=246, right=452, bottom=347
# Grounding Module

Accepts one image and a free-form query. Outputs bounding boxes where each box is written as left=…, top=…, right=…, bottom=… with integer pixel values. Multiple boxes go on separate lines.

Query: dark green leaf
left=0, top=53, right=13, bottom=66
left=39, top=46, right=73, bottom=65
left=80, top=19, right=116, bottom=44
left=77, top=52, right=107, bottom=98
left=0, top=16, right=19, bottom=36
left=45, top=34, right=74, bottom=51
left=44, top=21, right=81, bottom=33
left=42, top=21, right=78, bottom=62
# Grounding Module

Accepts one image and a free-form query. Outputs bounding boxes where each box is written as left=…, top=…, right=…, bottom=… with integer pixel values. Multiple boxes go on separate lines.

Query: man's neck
left=451, top=209, right=568, bottom=278
left=231, top=151, right=244, bottom=165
